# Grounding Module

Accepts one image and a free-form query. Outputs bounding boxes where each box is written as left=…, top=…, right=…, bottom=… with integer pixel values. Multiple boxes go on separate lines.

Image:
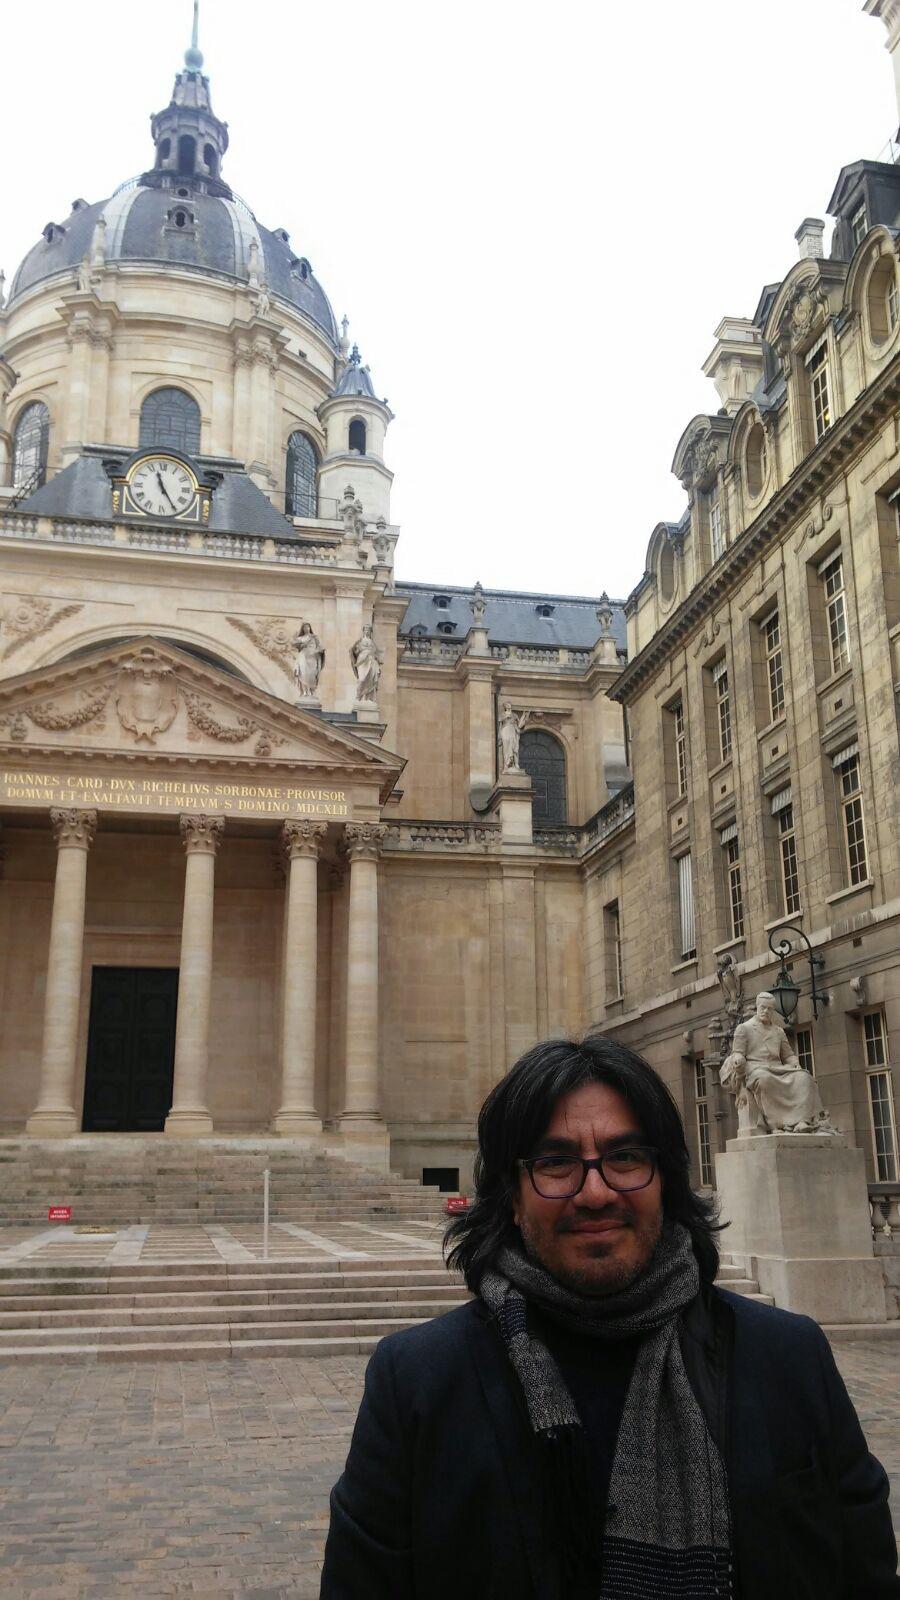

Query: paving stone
left=0, top=1339, right=896, bottom=1593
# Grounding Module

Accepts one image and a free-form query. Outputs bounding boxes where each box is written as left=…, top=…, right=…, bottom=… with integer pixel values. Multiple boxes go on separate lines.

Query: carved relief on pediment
left=115, top=652, right=178, bottom=745
left=681, top=430, right=720, bottom=493
left=776, top=277, right=828, bottom=355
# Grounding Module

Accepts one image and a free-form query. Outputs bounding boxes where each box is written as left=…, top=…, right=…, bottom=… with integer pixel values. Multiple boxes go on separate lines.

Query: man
left=321, top=1036, right=898, bottom=1599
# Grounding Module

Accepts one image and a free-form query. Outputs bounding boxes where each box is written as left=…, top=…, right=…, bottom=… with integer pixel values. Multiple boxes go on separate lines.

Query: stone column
left=274, top=819, right=328, bottom=1135
left=340, top=823, right=386, bottom=1128
left=27, top=808, right=97, bottom=1137
left=164, top=814, right=224, bottom=1137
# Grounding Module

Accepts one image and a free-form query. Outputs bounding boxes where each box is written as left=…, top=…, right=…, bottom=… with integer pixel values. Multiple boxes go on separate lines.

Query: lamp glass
left=772, top=970, right=800, bottom=1022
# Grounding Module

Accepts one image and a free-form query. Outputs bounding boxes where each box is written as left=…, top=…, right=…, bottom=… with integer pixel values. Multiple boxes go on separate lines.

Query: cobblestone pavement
left=0, top=1341, right=896, bottom=1598
left=0, top=1218, right=445, bottom=1267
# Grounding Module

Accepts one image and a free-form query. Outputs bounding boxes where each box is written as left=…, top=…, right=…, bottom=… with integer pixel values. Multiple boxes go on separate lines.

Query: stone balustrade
left=0, top=510, right=343, bottom=567
left=870, top=1182, right=900, bottom=1240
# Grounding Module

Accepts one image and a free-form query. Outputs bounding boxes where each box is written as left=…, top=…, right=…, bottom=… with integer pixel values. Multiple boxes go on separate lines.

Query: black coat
left=320, top=1289, right=899, bottom=1600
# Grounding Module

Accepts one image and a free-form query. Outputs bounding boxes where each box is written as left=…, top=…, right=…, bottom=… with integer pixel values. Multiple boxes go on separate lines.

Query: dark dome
left=8, top=182, right=338, bottom=348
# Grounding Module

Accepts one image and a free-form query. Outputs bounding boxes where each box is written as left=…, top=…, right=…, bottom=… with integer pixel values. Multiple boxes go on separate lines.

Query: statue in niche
left=292, top=621, right=325, bottom=700
left=720, top=990, right=837, bottom=1135
left=498, top=701, right=530, bottom=773
left=350, top=624, right=383, bottom=704
left=254, top=278, right=271, bottom=319
left=76, top=255, right=93, bottom=293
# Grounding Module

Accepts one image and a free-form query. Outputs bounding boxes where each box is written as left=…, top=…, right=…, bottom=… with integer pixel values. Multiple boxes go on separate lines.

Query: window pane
left=678, top=852, right=695, bottom=959
left=868, top=1072, right=898, bottom=1182
left=139, top=388, right=201, bottom=455
left=520, top=730, right=567, bottom=825
left=12, top=402, right=50, bottom=489
left=779, top=806, right=801, bottom=915
left=285, top=431, right=318, bottom=517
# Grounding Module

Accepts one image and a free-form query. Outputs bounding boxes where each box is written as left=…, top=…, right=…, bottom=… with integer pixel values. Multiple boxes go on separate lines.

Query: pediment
left=0, top=636, right=403, bottom=799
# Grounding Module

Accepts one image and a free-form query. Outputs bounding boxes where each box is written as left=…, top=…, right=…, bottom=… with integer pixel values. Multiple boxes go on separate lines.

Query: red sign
left=48, top=1206, right=72, bottom=1222
left=444, top=1196, right=469, bottom=1214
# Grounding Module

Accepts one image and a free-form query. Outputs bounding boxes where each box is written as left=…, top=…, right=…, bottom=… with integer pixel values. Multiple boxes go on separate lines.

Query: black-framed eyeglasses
left=517, top=1146, right=658, bottom=1199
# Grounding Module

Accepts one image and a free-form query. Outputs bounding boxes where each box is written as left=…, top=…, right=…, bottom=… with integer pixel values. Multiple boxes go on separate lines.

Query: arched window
left=12, top=402, right=50, bottom=489
left=157, top=137, right=171, bottom=167
left=203, top=144, right=219, bottom=178
left=349, top=418, right=367, bottom=455
left=520, top=729, right=567, bottom=826
left=745, top=422, right=768, bottom=498
left=139, top=388, right=201, bottom=455
left=177, top=135, right=196, bottom=175
left=285, top=431, right=319, bottom=517
left=867, top=255, right=899, bottom=345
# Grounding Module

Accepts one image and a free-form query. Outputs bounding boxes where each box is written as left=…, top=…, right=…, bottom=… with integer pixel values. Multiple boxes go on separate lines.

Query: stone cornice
left=612, top=355, right=900, bottom=704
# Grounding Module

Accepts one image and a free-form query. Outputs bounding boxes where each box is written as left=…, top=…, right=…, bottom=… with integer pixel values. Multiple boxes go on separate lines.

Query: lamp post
left=767, top=922, right=829, bottom=1021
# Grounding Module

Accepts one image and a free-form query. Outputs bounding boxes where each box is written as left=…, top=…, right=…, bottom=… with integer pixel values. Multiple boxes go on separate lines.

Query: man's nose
left=573, top=1162, right=619, bottom=1206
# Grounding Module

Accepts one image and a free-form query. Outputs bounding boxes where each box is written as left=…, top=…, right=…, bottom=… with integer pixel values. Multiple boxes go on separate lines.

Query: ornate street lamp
left=767, top=922, right=830, bottom=1021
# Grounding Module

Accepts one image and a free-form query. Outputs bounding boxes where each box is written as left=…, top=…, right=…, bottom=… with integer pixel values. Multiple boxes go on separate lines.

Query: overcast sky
left=1, top=0, right=895, bottom=601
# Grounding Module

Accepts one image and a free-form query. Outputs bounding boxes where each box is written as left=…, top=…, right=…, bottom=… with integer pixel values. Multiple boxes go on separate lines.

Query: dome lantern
left=143, top=2, right=232, bottom=199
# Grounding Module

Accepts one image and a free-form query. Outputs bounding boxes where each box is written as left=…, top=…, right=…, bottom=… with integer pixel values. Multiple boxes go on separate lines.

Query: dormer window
left=536, top=603, right=555, bottom=618
left=709, top=495, right=725, bottom=562
left=409, top=624, right=428, bottom=637
left=432, top=595, right=452, bottom=610
left=850, top=204, right=868, bottom=250
left=42, top=223, right=65, bottom=246
left=437, top=620, right=456, bottom=635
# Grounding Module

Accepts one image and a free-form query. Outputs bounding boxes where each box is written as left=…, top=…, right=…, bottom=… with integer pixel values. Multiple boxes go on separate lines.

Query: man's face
left=512, top=1081, right=664, bottom=1296
left=757, top=998, right=774, bottom=1024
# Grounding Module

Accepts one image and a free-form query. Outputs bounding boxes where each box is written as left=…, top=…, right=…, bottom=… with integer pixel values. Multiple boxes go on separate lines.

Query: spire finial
left=185, top=0, right=204, bottom=69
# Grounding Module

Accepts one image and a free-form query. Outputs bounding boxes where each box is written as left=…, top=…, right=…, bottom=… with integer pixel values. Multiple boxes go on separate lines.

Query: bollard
left=262, top=1167, right=270, bottom=1262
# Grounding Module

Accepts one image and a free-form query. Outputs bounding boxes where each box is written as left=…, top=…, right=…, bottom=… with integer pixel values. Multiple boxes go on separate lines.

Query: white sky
left=1, top=0, right=895, bottom=601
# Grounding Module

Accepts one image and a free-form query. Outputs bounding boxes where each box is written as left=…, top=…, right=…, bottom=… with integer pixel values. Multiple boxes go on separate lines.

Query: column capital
left=281, top=819, right=328, bottom=861
left=50, top=808, right=98, bottom=850
left=180, top=814, right=225, bottom=856
left=343, top=822, right=386, bottom=863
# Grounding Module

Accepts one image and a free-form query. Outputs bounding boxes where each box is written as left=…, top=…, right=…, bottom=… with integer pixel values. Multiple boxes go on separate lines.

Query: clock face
left=128, top=456, right=197, bottom=518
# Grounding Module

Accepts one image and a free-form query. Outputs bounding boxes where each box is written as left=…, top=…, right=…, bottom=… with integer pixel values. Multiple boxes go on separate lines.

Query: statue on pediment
left=350, top=624, right=383, bottom=704
left=292, top=621, right=325, bottom=700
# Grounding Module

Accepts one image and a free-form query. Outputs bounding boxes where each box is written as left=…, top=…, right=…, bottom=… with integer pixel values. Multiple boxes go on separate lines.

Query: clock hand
left=156, top=470, right=177, bottom=510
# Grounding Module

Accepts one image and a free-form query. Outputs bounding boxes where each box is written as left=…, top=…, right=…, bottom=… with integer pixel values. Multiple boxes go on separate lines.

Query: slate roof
left=17, top=453, right=298, bottom=539
left=8, top=187, right=338, bottom=347
left=332, top=347, right=378, bottom=399
left=396, top=583, right=627, bottom=651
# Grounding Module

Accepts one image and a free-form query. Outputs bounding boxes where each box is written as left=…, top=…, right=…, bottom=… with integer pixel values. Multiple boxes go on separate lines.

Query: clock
left=113, top=452, right=212, bottom=523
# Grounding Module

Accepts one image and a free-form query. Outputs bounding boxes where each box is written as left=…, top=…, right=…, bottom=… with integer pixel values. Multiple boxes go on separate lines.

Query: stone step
left=0, top=1333, right=386, bottom=1363
left=0, top=1301, right=465, bottom=1341
left=0, top=1287, right=465, bottom=1323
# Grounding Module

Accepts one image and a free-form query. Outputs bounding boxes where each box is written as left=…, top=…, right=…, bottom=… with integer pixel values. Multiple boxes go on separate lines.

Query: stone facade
left=0, top=12, right=897, bottom=1210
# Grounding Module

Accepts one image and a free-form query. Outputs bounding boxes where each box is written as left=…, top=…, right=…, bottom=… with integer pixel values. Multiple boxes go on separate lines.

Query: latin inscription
left=0, top=771, right=350, bottom=819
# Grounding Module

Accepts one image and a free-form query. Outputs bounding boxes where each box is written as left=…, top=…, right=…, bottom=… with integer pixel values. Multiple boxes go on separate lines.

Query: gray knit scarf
left=479, top=1224, right=732, bottom=1599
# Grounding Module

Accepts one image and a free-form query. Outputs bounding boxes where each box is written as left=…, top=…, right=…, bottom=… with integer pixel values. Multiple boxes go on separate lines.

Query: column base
left=273, top=1111, right=323, bottom=1136
left=25, top=1108, right=79, bottom=1137
left=164, top=1109, right=214, bottom=1137
left=337, top=1113, right=384, bottom=1132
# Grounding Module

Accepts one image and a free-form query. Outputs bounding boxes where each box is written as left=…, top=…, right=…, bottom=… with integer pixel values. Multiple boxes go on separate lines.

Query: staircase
left=0, top=1138, right=447, bottom=1227
left=0, top=1256, right=467, bottom=1363
left=716, top=1253, right=775, bottom=1305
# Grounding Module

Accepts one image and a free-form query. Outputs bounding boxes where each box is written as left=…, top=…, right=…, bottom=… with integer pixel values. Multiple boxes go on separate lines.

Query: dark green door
left=82, top=967, right=179, bottom=1132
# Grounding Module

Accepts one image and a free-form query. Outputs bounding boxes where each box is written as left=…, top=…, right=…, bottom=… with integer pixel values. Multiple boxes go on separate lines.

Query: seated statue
left=720, top=991, right=836, bottom=1135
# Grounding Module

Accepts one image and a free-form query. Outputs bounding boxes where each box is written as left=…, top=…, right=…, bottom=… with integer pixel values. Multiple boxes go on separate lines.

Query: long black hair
left=445, top=1034, right=724, bottom=1291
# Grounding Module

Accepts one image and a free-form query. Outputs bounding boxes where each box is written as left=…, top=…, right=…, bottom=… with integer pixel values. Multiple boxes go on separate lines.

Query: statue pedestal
left=715, top=1133, right=885, bottom=1323
left=487, top=772, right=533, bottom=845
left=354, top=703, right=381, bottom=725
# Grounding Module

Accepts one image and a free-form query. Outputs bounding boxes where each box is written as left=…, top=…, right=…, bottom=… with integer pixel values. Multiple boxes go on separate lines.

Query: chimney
left=795, top=218, right=825, bottom=260
left=864, top=0, right=900, bottom=132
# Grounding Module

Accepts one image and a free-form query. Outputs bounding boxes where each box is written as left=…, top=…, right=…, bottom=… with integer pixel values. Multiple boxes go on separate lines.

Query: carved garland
left=183, top=692, right=257, bottom=744
left=22, top=685, right=113, bottom=732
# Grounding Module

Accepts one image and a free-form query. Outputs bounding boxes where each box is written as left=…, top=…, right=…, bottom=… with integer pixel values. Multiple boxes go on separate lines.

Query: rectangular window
left=670, top=698, right=688, bottom=798
left=806, top=341, right=831, bottom=441
left=850, top=204, right=868, bottom=249
left=889, top=274, right=899, bottom=333
left=604, top=900, right=624, bottom=1000
left=776, top=801, right=802, bottom=915
left=794, top=1027, right=815, bottom=1076
left=834, top=750, right=869, bottom=886
left=694, top=1056, right=714, bottom=1188
left=762, top=610, right=785, bottom=722
left=712, top=658, right=732, bottom=763
left=709, top=497, right=725, bottom=563
left=863, top=1012, right=897, bottom=1181
left=721, top=827, right=745, bottom=940
left=677, top=851, right=696, bottom=960
left=819, top=550, right=849, bottom=674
